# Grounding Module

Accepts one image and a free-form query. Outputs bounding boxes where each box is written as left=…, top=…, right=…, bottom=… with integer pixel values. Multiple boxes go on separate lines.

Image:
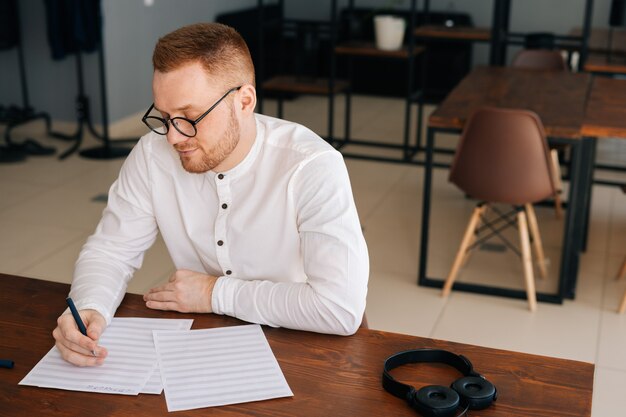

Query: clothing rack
left=0, top=0, right=54, bottom=163
left=44, top=0, right=135, bottom=160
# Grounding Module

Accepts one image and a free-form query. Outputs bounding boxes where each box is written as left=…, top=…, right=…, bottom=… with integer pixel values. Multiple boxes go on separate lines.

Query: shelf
left=335, top=41, right=425, bottom=59
left=583, top=53, right=626, bottom=75
left=570, top=27, right=626, bottom=55
left=414, top=25, right=491, bottom=42
left=261, top=75, right=350, bottom=95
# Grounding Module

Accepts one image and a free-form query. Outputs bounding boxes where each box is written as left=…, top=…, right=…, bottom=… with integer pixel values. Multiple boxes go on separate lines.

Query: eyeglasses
left=142, top=86, right=241, bottom=138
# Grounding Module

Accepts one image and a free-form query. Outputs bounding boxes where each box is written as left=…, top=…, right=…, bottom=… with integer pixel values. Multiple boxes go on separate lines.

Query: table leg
left=418, top=126, right=436, bottom=285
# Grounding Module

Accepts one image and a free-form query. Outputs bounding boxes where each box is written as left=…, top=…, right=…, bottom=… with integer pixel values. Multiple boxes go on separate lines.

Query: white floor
left=1, top=94, right=625, bottom=416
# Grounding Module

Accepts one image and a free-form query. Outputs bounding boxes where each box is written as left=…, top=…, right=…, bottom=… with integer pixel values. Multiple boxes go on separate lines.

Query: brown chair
left=442, top=107, right=560, bottom=311
left=511, top=48, right=567, bottom=219
left=511, top=49, right=568, bottom=71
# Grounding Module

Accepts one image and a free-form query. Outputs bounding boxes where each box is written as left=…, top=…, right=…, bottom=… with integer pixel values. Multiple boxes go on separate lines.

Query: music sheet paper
left=19, top=317, right=193, bottom=395
left=153, top=324, right=293, bottom=412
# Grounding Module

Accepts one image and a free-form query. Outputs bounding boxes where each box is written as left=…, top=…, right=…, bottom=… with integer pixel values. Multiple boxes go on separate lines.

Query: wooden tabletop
left=429, top=66, right=592, bottom=139
left=0, top=274, right=594, bottom=416
left=335, top=41, right=425, bottom=59
left=582, top=76, right=626, bottom=138
left=583, top=53, right=626, bottom=75
left=414, top=25, right=492, bottom=41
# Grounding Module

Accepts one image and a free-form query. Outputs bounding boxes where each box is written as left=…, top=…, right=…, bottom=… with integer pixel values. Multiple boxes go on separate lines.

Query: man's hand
left=144, top=269, right=218, bottom=313
left=53, top=309, right=108, bottom=367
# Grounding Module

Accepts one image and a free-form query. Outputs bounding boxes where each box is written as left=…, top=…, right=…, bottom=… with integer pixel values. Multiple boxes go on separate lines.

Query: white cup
left=374, top=15, right=405, bottom=51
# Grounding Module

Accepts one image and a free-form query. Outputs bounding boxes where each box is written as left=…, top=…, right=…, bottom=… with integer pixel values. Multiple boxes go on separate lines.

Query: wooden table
left=419, top=66, right=596, bottom=304
left=0, top=274, right=594, bottom=416
left=583, top=76, right=626, bottom=138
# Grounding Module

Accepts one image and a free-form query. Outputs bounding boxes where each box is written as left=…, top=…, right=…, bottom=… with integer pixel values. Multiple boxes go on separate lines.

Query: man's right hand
left=52, top=309, right=108, bottom=367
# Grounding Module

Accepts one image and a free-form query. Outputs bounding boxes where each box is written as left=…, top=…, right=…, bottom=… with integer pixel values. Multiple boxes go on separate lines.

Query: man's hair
left=153, top=22, right=255, bottom=87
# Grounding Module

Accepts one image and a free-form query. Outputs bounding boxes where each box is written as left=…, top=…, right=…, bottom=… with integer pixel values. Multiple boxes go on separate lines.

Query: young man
left=53, top=23, right=369, bottom=366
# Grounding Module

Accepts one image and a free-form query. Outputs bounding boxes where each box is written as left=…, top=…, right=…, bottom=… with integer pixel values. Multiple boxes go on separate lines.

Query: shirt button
left=217, top=240, right=224, bottom=246
left=221, top=203, right=228, bottom=209
left=218, top=174, right=224, bottom=180
left=225, top=270, right=232, bottom=275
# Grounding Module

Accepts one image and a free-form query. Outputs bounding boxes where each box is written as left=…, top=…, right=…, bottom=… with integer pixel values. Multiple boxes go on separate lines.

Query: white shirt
left=70, top=114, right=369, bottom=335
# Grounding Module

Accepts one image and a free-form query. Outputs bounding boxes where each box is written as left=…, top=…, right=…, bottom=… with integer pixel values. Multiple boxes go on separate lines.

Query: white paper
left=153, top=324, right=293, bottom=412
left=20, top=317, right=193, bottom=395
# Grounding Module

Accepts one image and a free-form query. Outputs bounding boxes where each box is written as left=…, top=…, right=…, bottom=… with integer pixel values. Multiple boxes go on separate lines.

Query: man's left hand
left=144, top=269, right=218, bottom=313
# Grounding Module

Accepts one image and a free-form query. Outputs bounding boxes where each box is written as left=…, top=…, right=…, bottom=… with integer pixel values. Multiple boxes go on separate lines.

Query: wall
left=0, top=0, right=258, bottom=124
left=0, top=0, right=615, bottom=124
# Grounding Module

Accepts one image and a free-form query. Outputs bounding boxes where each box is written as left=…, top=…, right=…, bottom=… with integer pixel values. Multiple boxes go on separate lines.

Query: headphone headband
left=383, top=349, right=479, bottom=399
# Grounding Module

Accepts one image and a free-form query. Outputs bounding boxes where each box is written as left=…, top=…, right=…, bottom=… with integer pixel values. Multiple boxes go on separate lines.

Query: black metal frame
left=328, top=0, right=425, bottom=163
left=418, top=125, right=597, bottom=304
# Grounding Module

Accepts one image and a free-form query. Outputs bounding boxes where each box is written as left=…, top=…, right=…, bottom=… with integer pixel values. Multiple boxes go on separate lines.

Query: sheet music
left=20, top=317, right=193, bottom=395
left=153, top=324, right=293, bottom=412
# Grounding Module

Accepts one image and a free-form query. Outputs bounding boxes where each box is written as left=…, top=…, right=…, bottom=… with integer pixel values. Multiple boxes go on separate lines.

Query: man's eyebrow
left=153, top=104, right=193, bottom=114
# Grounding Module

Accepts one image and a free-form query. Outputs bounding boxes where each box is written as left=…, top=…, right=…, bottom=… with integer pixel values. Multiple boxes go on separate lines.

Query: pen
left=0, top=359, right=14, bottom=369
left=66, top=297, right=97, bottom=357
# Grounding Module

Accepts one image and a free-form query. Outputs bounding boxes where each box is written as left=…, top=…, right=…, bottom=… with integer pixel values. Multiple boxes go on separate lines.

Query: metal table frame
left=417, top=125, right=597, bottom=303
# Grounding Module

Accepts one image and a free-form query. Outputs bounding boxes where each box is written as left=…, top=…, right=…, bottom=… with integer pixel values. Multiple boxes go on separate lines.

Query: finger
left=145, top=300, right=179, bottom=311
left=59, top=317, right=100, bottom=354
left=53, top=326, right=94, bottom=357
left=85, top=315, right=106, bottom=343
left=144, top=289, right=176, bottom=302
left=56, top=341, right=105, bottom=367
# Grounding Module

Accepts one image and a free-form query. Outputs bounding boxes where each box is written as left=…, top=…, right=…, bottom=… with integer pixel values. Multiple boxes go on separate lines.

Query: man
left=52, top=22, right=369, bottom=366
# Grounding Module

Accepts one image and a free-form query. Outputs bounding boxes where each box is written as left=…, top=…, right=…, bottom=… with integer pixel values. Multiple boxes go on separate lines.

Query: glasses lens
left=144, top=117, right=168, bottom=135
left=171, top=118, right=196, bottom=137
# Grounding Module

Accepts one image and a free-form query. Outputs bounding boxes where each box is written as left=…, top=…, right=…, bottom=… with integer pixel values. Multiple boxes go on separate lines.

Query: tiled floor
left=1, top=94, right=625, bottom=416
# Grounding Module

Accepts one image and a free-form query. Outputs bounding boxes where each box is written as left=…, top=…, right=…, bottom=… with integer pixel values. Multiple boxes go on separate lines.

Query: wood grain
left=0, top=274, right=594, bottom=416
left=582, top=76, right=626, bottom=138
left=429, top=66, right=591, bottom=139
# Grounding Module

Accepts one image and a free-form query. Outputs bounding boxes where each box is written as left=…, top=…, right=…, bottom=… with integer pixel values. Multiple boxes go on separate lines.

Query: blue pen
left=66, top=297, right=97, bottom=357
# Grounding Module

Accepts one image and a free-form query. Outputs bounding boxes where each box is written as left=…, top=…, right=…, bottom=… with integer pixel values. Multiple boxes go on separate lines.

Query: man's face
left=152, top=62, right=240, bottom=173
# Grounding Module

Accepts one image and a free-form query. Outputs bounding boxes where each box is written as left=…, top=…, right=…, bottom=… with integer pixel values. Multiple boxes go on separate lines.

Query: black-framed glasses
left=142, top=86, right=241, bottom=138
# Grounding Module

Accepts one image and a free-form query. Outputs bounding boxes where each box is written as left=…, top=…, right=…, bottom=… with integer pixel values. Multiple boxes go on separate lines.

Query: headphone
left=382, top=349, right=497, bottom=417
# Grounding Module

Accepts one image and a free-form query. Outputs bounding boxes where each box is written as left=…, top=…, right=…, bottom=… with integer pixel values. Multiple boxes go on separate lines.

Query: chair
left=442, top=107, right=560, bottom=311
left=511, top=49, right=568, bottom=71
left=511, top=48, right=567, bottom=219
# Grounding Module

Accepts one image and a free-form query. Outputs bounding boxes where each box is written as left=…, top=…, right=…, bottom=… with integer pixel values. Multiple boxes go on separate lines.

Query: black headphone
left=382, top=349, right=497, bottom=417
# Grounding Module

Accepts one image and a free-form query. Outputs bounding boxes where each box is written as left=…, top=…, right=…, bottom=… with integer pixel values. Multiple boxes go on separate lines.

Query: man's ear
left=238, top=84, right=257, bottom=115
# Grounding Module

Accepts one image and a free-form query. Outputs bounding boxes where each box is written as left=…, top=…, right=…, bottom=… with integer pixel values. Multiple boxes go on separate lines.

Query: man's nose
left=166, top=125, right=190, bottom=146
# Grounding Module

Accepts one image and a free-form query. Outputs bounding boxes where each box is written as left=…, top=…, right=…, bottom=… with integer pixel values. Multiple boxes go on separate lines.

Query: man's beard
left=176, top=108, right=240, bottom=174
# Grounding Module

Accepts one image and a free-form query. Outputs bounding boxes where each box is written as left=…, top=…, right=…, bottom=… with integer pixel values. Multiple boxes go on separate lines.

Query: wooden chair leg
left=461, top=205, right=488, bottom=267
left=525, top=204, right=548, bottom=280
left=443, top=206, right=484, bottom=298
left=518, top=211, right=537, bottom=312
left=619, top=290, right=626, bottom=314
left=550, top=149, right=564, bottom=219
left=617, top=256, right=626, bottom=281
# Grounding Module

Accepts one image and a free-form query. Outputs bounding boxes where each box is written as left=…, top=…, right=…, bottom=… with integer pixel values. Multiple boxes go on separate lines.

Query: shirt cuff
left=211, top=276, right=237, bottom=317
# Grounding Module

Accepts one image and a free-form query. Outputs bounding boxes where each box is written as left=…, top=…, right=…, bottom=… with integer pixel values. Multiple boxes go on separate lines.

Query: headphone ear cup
left=451, top=376, right=497, bottom=410
left=411, top=385, right=460, bottom=417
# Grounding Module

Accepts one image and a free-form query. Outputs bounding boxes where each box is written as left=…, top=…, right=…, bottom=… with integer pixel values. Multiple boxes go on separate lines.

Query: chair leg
left=461, top=205, right=488, bottom=267
left=550, top=149, right=564, bottom=219
left=616, top=256, right=626, bottom=281
left=518, top=210, right=538, bottom=312
left=525, top=204, right=548, bottom=280
left=443, top=205, right=484, bottom=298
left=619, top=290, right=626, bottom=314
